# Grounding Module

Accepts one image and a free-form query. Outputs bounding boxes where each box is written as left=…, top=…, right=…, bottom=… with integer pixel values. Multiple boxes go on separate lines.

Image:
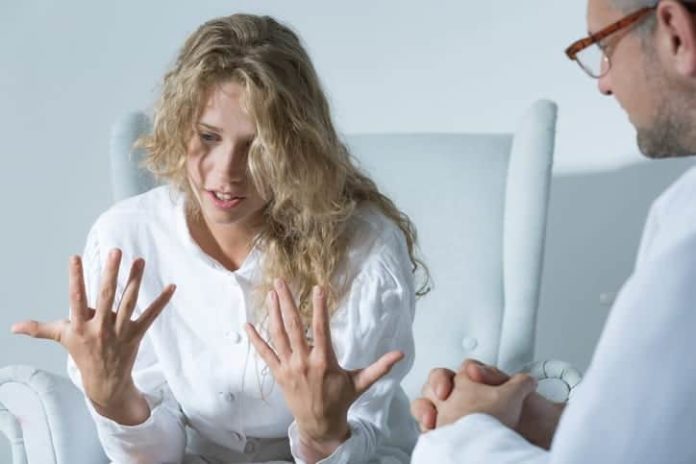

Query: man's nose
left=598, top=79, right=612, bottom=96
left=597, top=58, right=613, bottom=96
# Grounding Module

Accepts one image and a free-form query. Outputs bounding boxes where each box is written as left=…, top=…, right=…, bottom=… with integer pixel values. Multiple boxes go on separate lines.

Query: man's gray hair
left=612, top=0, right=695, bottom=13
left=612, top=0, right=695, bottom=37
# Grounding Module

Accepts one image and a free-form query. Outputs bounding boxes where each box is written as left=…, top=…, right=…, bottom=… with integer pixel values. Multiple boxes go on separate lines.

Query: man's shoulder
left=629, top=229, right=696, bottom=305
left=651, top=163, right=696, bottom=220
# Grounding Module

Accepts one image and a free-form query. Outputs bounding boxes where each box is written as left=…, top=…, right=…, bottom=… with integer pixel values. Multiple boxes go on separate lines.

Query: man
left=411, top=0, right=696, bottom=462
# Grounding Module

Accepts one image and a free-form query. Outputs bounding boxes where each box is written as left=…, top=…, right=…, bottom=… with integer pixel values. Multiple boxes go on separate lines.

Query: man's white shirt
left=412, top=164, right=696, bottom=464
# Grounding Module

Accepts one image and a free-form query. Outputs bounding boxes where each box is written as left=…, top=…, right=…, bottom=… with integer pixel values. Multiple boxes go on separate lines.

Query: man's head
left=577, top=0, right=696, bottom=157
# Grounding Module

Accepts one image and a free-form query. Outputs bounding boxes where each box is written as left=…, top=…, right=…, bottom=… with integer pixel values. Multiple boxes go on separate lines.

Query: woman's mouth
left=207, top=190, right=245, bottom=210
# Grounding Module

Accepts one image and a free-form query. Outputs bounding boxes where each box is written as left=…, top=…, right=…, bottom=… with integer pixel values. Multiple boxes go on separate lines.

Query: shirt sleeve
left=412, top=414, right=548, bottom=464
left=66, top=223, right=187, bottom=464
left=287, top=234, right=419, bottom=463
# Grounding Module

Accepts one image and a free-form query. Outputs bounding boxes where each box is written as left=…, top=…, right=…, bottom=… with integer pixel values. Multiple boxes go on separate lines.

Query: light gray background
left=2, top=1, right=693, bottom=460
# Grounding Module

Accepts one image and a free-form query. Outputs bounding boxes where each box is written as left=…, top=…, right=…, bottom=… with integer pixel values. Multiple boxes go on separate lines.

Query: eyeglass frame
left=564, top=1, right=696, bottom=78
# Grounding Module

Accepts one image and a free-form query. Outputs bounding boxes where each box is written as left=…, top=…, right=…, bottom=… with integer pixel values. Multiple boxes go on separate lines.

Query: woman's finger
left=115, top=258, right=145, bottom=335
left=352, top=350, right=404, bottom=396
left=132, top=284, right=176, bottom=336
left=11, top=319, right=67, bottom=343
left=95, top=249, right=122, bottom=325
left=68, top=255, right=89, bottom=329
left=274, top=279, right=307, bottom=354
left=268, top=290, right=292, bottom=359
left=245, top=323, right=280, bottom=371
left=311, top=285, right=336, bottom=362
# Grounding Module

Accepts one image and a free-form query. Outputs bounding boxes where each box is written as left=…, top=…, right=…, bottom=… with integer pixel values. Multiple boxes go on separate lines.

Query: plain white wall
left=2, top=0, right=691, bottom=459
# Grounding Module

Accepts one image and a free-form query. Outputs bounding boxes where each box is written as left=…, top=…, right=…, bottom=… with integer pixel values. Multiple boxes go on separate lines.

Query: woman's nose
left=210, top=144, right=247, bottom=180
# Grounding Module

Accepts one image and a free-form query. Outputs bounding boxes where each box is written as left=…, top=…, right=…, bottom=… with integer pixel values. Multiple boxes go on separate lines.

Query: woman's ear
left=655, top=0, right=696, bottom=77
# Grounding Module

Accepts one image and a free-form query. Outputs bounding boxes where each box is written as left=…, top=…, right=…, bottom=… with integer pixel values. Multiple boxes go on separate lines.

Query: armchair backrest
left=110, top=100, right=557, bottom=398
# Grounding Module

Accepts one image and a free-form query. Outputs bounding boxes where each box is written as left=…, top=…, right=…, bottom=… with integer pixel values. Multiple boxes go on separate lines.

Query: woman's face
left=186, top=81, right=266, bottom=232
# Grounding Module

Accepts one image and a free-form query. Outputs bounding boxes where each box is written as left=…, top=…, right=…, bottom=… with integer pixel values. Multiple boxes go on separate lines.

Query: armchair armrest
left=0, top=365, right=107, bottom=464
left=1, top=399, right=27, bottom=464
left=522, top=359, right=582, bottom=403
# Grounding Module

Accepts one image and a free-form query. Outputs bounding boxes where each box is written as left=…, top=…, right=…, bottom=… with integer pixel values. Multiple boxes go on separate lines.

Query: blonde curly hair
left=140, top=14, right=429, bottom=326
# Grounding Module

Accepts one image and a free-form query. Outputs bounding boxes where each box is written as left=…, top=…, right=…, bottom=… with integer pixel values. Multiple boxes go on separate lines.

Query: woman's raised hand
left=12, top=249, right=175, bottom=425
left=245, top=279, right=404, bottom=462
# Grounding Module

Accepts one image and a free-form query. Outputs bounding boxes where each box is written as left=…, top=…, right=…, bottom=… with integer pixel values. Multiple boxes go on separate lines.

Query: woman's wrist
left=297, top=422, right=351, bottom=463
left=90, top=384, right=151, bottom=426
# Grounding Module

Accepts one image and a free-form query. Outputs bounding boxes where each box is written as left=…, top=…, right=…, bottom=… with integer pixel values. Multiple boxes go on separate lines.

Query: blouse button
left=226, top=331, right=243, bottom=343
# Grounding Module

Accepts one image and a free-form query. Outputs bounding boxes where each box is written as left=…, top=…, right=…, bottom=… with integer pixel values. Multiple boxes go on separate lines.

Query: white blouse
left=67, top=185, right=419, bottom=464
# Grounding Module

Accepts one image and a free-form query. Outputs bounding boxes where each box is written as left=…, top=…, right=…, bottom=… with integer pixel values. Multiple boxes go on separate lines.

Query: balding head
left=612, top=0, right=657, bottom=12
left=612, top=0, right=696, bottom=11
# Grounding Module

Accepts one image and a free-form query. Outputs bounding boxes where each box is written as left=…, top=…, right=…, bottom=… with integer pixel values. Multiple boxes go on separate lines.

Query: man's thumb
left=464, top=361, right=509, bottom=386
left=502, top=373, right=537, bottom=401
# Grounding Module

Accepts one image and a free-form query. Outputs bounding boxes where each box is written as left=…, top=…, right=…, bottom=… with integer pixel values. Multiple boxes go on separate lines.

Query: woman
left=13, top=13, right=427, bottom=464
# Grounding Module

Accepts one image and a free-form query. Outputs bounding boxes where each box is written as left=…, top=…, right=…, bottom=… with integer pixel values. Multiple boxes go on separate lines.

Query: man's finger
left=11, top=320, right=66, bottom=342
left=462, top=360, right=509, bottom=386
left=353, top=350, right=404, bottom=395
left=501, top=373, right=538, bottom=402
left=410, top=398, right=437, bottom=432
left=423, top=367, right=456, bottom=402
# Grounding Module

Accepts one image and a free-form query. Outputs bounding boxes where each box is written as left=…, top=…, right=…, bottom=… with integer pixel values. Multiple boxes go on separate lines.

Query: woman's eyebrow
left=197, top=122, right=222, bottom=133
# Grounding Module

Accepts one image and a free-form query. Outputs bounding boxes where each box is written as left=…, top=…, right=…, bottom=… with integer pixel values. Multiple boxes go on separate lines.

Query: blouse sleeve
left=66, top=223, right=187, bottom=464
left=288, top=231, right=419, bottom=463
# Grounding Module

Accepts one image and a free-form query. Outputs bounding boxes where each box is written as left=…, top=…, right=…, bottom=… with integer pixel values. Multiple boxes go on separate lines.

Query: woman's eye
left=199, top=132, right=219, bottom=143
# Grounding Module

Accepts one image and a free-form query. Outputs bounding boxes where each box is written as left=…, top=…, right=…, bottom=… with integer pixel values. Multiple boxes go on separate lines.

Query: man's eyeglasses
left=565, top=2, right=696, bottom=78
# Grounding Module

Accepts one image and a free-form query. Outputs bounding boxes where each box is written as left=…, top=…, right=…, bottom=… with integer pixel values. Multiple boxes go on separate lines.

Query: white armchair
left=0, top=99, right=580, bottom=463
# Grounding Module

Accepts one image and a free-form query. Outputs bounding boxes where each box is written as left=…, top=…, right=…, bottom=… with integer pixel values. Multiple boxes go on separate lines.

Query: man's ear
left=655, top=0, right=696, bottom=76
